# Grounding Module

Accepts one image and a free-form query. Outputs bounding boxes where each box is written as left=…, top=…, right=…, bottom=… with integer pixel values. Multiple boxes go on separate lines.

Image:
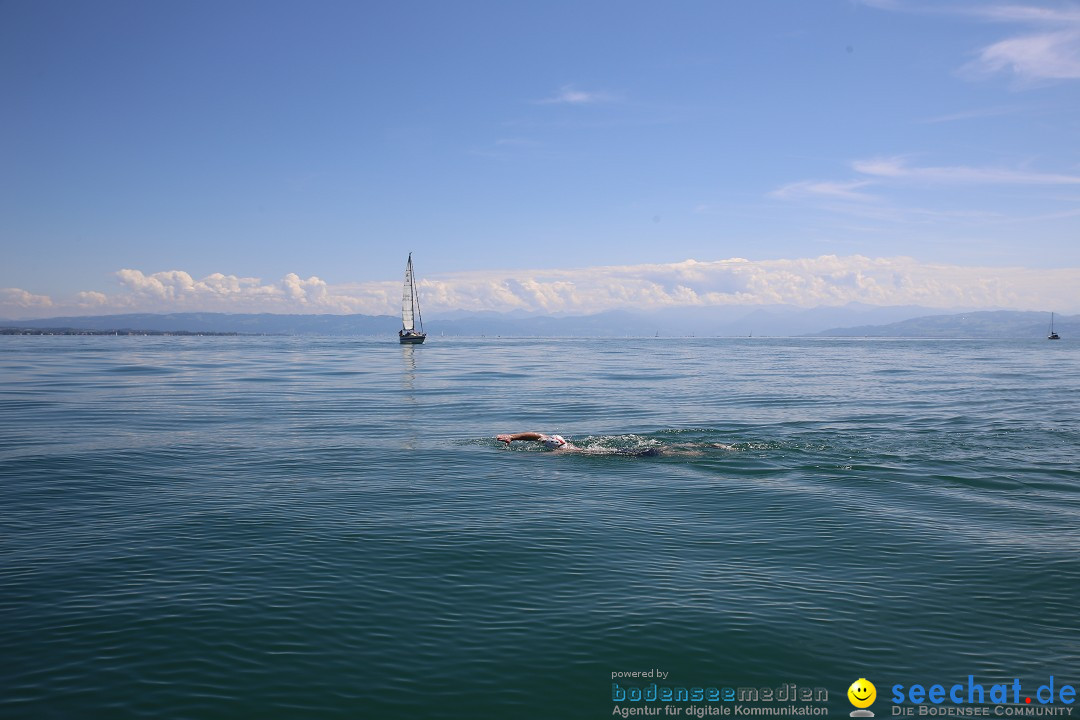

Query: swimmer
left=495, top=432, right=664, bottom=457
left=497, top=432, right=735, bottom=457
left=496, top=432, right=576, bottom=450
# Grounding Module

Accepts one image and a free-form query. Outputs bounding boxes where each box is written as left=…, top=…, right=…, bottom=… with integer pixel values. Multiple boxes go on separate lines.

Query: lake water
left=2, top=336, right=1078, bottom=718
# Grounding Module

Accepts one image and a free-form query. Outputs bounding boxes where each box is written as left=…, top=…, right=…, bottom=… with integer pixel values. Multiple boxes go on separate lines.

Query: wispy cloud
left=773, top=155, right=1080, bottom=227
left=534, top=84, right=617, bottom=105
left=852, top=156, right=1080, bottom=184
left=851, top=0, right=905, bottom=9
left=966, top=5, right=1080, bottom=25
left=861, top=1, right=1080, bottom=84
left=963, top=29, right=1080, bottom=82
left=771, top=179, right=879, bottom=202
left=919, top=105, right=1020, bottom=123
left=4, top=257, right=1078, bottom=319
left=494, top=137, right=539, bottom=147
left=775, top=155, right=1080, bottom=210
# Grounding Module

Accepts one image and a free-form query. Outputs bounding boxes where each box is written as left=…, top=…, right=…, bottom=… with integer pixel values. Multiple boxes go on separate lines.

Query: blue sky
left=2, top=0, right=1079, bottom=318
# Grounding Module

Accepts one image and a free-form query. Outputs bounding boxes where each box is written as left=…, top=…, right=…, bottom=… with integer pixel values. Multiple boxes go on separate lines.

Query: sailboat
left=1048, top=312, right=1060, bottom=340
left=399, top=253, right=427, bottom=344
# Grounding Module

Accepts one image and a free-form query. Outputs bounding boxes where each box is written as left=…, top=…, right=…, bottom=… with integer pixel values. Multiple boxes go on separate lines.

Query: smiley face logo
left=848, top=678, right=876, bottom=716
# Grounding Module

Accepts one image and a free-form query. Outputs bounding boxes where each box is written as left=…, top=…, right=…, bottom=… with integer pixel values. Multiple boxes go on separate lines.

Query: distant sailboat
left=399, top=253, right=426, bottom=344
left=1048, top=312, right=1060, bottom=340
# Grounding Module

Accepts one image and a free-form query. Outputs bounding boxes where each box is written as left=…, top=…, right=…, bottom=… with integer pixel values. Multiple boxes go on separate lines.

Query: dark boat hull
left=399, top=331, right=426, bottom=344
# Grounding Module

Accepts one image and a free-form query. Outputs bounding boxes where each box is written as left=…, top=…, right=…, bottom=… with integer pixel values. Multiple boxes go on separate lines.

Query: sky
left=2, top=0, right=1079, bottom=319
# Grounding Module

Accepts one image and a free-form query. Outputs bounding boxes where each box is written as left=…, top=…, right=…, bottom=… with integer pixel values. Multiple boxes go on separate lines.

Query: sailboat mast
left=401, top=254, right=415, bottom=331
left=413, top=256, right=424, bottom=334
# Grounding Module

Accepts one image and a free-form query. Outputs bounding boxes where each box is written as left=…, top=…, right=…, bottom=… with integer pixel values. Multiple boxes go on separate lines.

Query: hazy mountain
left=427, top=304, right=958, bottom=337
left=631, top=303, right=958, bottom=337
left=813, top=311, right=1074, bottom=338
left=0, top=312, right=399, bottom=335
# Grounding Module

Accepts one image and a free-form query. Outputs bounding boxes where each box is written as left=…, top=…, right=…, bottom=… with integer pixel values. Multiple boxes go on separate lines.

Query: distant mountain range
left=812, top=310, right=1075, bottom=338
left=1, top=307, right=1072, bottom=338
left=0, top=312, right=398, bottom=336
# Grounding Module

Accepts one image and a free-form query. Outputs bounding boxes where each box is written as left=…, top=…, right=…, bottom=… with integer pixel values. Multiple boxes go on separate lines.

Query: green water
left=2, top=337, right=1077, bottom=718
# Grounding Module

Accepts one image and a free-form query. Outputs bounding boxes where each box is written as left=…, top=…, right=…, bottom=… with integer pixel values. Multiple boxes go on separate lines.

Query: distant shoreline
left=0, top=309, right=1071, bottom=339
left=0, top=328, right=244, bottom=336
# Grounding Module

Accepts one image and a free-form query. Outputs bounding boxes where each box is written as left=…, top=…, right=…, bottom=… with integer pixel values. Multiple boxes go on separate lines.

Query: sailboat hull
left=399, top=331, right=426, bottom=344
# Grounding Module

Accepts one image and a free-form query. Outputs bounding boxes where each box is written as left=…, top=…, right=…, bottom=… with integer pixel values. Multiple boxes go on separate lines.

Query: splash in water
left=494, top=431, right=734, bottom=457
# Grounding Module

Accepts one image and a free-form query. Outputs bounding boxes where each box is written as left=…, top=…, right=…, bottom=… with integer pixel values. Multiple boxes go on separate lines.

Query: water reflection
left=400, top=344, right=418, bottom=450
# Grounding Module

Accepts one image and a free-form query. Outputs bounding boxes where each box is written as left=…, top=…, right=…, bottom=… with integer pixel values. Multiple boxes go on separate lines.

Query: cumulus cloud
left=408, top=256, right=1080, bottom=313
left=109, top=269, right=389, bottom=314
left=75, top=291, right=109, bottom=307
left=3, top=258, right=1078, bottom=320
left=1, top=288, right=54, bottom=309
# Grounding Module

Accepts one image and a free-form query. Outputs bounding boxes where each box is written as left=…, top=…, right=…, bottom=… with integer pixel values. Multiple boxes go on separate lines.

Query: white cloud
left=393, top=255, right=1075, bottom=315
left=535, top=85, right=616, bottom=105
left=4, top=257, right=1078, bottom=320
left=1, top=288, right=53, bottom=310
left=75, top=291, right=109, bottom=307
left=399, top=256, right=1080, bottom=313
left=110, top=269, right=391, bottom=315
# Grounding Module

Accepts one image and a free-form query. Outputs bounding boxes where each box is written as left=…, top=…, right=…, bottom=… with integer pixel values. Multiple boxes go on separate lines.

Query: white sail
left=401, top=256, right=416, bottom=331
left=398, top=253, right=426, bottom=343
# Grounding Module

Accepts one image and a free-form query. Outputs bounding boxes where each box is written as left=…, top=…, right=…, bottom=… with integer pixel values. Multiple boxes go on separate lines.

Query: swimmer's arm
left=496, top=432, right=543, bottom=445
